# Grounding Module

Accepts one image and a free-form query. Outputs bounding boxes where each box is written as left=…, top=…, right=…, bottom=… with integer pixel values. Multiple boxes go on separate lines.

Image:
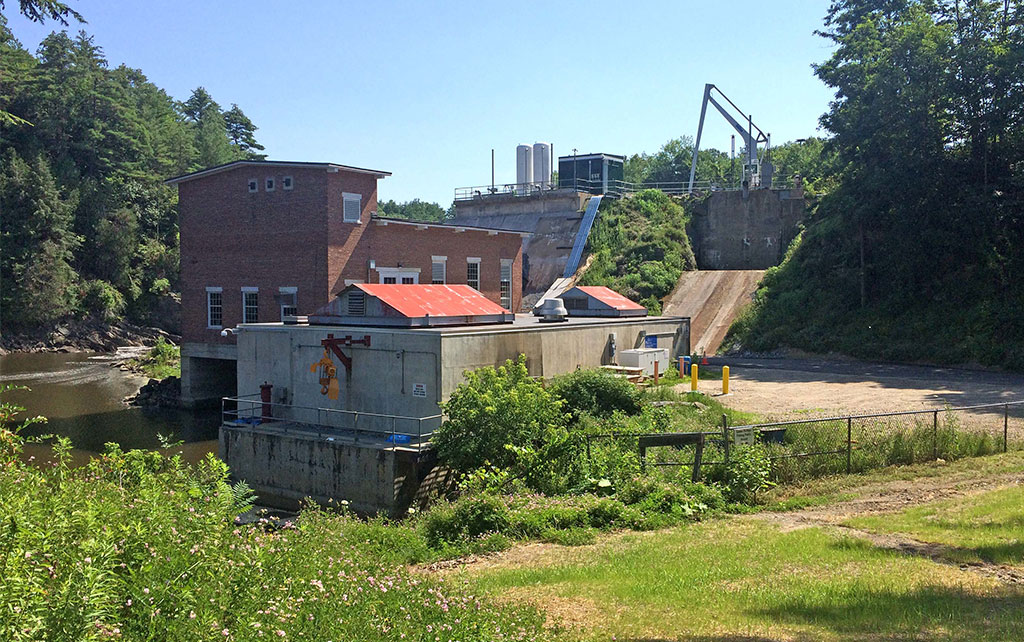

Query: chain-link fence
left=586, top=401, right=1024, bottom=483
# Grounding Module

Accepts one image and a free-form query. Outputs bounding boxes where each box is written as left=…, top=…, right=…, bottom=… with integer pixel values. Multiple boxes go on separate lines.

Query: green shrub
left=81, top=279, right=125, bottom=321
left=434, top=355, right=565, bottom=475
left=421, top=494, right=512, bottom=546
left=722, top=443, right=774, bottom=503
left=549, top=368, right=642, bottom=419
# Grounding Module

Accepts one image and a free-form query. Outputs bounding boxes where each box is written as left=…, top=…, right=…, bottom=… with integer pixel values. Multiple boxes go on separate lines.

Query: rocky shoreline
left=124, top=376, right=182, bottom=408
left=0, top=320, right=179, bottom=356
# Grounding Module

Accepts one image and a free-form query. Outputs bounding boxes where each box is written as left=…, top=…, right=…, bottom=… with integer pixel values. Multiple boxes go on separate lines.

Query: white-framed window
left=431, top=256, right=447, bottom=285
left=248, top=179, right=258, bottom=193
left=282, top=176, right=293, bottom=190
left=466, top=257, right=481, bottom=291
left=376, top=267, right=420, bottom=284
left=499, top=259, right=513, bottom=310
left=242, top=287, right=259, bottom=323
left=265, top=178, right=275, bottom=192
left=206, top=287, right=223, bottom=328
left=278, top=286, right=297, bottom=319
left=343, top=192, right=362, bottom=223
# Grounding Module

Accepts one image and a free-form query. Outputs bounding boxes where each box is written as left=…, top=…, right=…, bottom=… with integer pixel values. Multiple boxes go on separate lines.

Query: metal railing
left=454, top=176, right=802, bottom=201
left=586, top=400, right=1024, bottom=482
left=221, top=395, right=442, bottom=451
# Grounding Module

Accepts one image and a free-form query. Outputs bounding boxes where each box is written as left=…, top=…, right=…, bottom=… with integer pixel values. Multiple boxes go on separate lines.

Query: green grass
left=126, top=337, right=180, bottom=379
left=849, top=485, right=1024, bottom=565
left=762, top=449, right=1024, bottom=508
left=466, top=518, right=1024, bottom=641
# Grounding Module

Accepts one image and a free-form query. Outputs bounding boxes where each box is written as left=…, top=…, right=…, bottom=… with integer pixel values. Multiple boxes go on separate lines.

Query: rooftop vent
left=535, top=297, right=568, bottom=323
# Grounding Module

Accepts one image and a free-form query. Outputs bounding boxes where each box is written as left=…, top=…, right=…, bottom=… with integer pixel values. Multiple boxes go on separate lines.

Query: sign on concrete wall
left=412, top=383, right=427, bottom=398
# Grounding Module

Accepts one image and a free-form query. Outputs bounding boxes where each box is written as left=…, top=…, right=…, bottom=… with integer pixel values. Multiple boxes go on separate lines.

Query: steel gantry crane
left=687, top=83, right=772, bottom=193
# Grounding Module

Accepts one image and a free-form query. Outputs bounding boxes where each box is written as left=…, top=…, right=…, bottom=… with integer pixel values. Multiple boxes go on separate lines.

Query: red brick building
left=167, top=160, right=525, bottom=407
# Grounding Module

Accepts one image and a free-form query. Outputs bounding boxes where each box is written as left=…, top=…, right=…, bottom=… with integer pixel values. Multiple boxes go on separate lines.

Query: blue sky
left=5, top=1, right=836, bottom=206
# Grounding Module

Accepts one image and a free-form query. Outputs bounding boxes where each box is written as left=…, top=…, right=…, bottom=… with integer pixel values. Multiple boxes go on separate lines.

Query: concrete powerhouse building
left=167, top=159, right=527, bottom=407
left=222, top=284, right=689, bottom=513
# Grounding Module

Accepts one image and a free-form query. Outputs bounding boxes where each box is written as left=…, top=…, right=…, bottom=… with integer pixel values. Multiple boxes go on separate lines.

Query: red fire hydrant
left=260, top=382, right=273, bottom=423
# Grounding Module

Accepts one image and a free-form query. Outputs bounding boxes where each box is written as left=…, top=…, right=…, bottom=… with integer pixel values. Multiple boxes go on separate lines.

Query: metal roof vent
left=535, top=297, right=568, bottom=323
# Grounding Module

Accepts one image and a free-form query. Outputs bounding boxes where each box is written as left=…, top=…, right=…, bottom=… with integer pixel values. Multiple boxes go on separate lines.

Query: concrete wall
left=180, top=343, right=237, bottom=408
left=235, top=317, right=689, bottom=423
left=453, top=189, right=586, bottom=218
left=438, top=319, right=689, bottom=396
left=220, top=423, right=439, bottom=514
left=687, top=188, right=804, bottom=270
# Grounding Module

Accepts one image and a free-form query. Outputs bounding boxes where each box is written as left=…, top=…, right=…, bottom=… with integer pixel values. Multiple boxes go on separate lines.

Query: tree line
left=0, top=12, right=263, bottom=335
left=729, top=0, right=1024, bottom=369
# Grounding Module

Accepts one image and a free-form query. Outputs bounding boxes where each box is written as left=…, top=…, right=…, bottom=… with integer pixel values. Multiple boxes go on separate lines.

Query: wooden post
left=653, top=359, right=659, bottom=384
left=846, top=417, right=852, bottom=474
left=1005, top=404, right=1009, bottom=453
left=691, top=364, right=699, bottom=392
left=692, top=432, right=704, bottom=482
left=722, top=414, right=730, bottom=464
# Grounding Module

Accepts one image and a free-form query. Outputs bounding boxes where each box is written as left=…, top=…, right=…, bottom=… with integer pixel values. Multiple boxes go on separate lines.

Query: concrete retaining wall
left=687, top=188, right=804, bottom=270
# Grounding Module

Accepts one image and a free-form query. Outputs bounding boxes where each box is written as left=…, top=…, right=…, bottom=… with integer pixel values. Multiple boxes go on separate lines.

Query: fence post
left=933, top=410, right=939, bottom=460
left=692, top=432, right=704, bottom=482
left=846, top=417, right=852, bottom=475
left=1005, top=404, right=1009, bottom=453
left=722, top=414, right=730, bottom=464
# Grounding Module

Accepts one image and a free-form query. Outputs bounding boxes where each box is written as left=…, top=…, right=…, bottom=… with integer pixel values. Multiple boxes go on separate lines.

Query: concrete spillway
left=662, top=269, right=765, bottom=356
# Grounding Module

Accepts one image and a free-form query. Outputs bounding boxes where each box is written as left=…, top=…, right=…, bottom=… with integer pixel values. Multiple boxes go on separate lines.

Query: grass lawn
left=463, top=517, right=1024, bottom=641
left=761, top=450, right=1024, bottom=509
left=849, top=485, right=1024, bottom=566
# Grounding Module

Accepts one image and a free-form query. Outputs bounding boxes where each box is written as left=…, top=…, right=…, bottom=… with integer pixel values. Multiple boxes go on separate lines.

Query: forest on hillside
left=0, top=10, right=265, bottom=337
left=727, top=0, right=1024, bottom=369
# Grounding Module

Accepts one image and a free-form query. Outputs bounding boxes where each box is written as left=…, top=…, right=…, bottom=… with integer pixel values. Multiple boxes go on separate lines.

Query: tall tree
left=223, top=104, right=265, bottom=160
left=0, top=150, right=80, bottom=331
left=181, top=86, right=236, bottom=168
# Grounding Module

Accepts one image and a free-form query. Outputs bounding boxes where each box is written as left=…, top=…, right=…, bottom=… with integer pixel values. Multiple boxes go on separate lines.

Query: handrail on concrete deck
left=221, top=395, right=443, bottom=450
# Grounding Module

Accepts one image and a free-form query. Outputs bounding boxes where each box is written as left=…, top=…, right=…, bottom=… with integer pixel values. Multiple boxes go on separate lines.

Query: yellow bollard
left=722, top=365, right=730, bottom=395
left=691, top=364, right=699, bottom=392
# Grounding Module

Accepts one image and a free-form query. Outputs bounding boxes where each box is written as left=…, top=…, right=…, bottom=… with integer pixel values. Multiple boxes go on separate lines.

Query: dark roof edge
left=371, top=215, right=532, bottom=236
left=164, top=160, right=391, bottom=185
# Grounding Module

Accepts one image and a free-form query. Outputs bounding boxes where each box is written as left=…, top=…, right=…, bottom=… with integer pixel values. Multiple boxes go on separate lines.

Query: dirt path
left=755, top=469, right=1024, bottom=585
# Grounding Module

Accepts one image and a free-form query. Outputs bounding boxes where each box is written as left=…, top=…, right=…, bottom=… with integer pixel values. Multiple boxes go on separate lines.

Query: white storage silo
left=533, top=142, right=552, bottom=188
left=516, top=144, right=533, bottom=190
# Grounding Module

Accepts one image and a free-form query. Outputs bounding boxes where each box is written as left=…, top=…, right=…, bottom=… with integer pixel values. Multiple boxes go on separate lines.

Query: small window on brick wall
left=343, top=192, right=361, bottom=223
left=248, top=179, right=258, bottom=193
left=206, top=287, right=223, bottom=328
left=265, top=178, right=275, bottom=192
left=431, top=256, right=446, bottom=284
left=282, top=176, right=293, bottom=190
left=242, top=288, right=259, bottom=323
left=500, top=259, right=513, bottom=310
left=466, top=258, right=480, bottom=291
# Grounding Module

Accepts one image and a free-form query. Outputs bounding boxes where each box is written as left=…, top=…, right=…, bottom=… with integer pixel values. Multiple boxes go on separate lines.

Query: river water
left=0, top=349, right=219, bottom=460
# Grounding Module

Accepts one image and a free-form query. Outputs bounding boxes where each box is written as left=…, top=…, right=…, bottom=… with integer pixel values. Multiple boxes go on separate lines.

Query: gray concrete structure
left=452, top=190, right=590, bottom=307
left=181, top=343, right=237, bottom=409
left=224, top=314, right=689, bottom=513
left=687, top=188, right=804, bottom=270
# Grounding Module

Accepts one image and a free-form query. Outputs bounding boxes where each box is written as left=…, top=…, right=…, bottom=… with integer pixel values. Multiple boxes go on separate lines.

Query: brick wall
left=178, top=163, right=524, bottom=348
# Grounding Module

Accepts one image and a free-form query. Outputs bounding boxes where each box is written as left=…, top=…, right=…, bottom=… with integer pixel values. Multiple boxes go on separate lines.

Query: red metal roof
left=573, top=286, right=647, bottom=311
left=355, top=284, right=511, bottom=317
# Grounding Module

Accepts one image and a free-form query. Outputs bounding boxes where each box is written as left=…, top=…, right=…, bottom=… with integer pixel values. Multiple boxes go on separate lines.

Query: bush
left=549, top=368, right=642, bottom=419
left=0, top=424, right=546, bottom=640
left=721, top=443, right=774, bottom=503
left=434, top=355, right=574, bottom=492
left=81, top=279, right=125, bottom=321
left=421, top=494, right=512, bottom=547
